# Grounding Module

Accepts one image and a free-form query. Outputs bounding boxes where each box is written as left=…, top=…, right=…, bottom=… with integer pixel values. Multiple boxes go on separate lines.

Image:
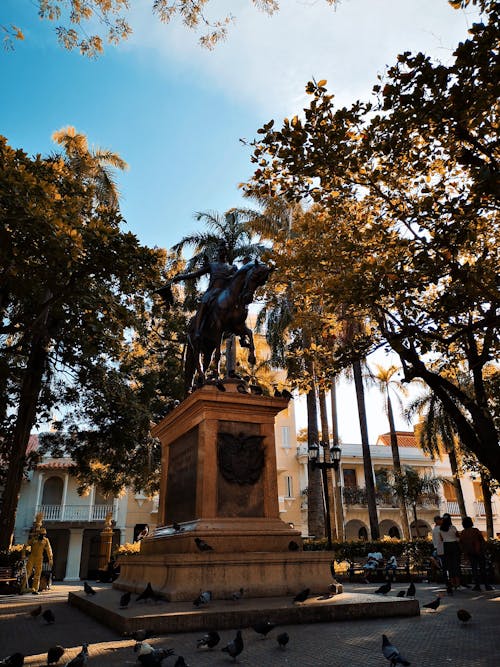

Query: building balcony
left=343, top=487, right=440, bottom=510
left=474, top=500, right=497, bottom=517
left=443, top=500, right=461, bottom=516
left=36, top=503, right=116, bottom=522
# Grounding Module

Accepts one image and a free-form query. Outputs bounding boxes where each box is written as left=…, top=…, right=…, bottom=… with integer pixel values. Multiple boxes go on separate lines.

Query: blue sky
left=0, top=0, right=481, bottom=441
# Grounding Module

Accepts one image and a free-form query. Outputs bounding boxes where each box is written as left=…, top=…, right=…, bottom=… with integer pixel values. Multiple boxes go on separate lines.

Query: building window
left=281, top=426, right=290, bottom=448
left=41, top=477, right=63, bottom=505
left=285, top=476, right=293, bottom=498
left=343, top=469, right=357, bottom=488
left=442, top=480, right=457, bottom=501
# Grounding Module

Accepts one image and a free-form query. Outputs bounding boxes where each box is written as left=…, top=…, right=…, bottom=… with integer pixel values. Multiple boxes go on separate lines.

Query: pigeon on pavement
left=231, top=588, right=244, bottom=601
left=119, top=591, right=131, bottom=608
left=193, top=590, right=212, bottom=607
left=457, top=608, right=472, bottom=623
left=47, top=645, right=65, bottom=665
left=194, top=537, right=214, bottom=552
left=83, top=581, right=96, bottom=596
left=221, top=631, right=243, bottom=661
left=406, top=582, right=416, bottom=598
left=42, top=609, right=55, bottom=624
left=29, top=604, right=42, bottom=619
left=136, top=583, right=160, bottom=603
left=277, top=632, right=289, bottom=649
left=293, top=588, right=310, bottom=603
left=252, top=620, right=275, bottom=638
left=375, top=581, right=392, bottom=595
left=174, top=658, right=188, bottom=667
left=422, top=595, right=442, bottom=611
left=0, top=654, right=24, bottom=667
left=64, top=643, right=88, bottom=667
left=396, top=591, right=406, bottom=597
left=138, top=649, right=175, bottom=666
left=197, top=631, right=220, bottom=649
left=382, top=635, right=411, bottom=666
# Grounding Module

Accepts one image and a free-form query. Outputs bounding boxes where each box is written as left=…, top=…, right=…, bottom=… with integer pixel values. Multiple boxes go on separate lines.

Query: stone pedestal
left=116, top=382, right=335, bottom=600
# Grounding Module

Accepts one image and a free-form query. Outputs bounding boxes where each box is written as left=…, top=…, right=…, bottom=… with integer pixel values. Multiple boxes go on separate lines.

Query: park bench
left=347, top=559, right=411, bottom=583
left=0, top=565, right=20, bottom=593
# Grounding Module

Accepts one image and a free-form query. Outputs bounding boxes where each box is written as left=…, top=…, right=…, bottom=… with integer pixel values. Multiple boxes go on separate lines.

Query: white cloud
left=127, top=0, right=480, bottom=116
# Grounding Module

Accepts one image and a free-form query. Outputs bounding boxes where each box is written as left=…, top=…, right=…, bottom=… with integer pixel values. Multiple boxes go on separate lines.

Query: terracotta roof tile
left=377, top=432, right=417, bottom=448
left=37, top=460, right=74, bottom=469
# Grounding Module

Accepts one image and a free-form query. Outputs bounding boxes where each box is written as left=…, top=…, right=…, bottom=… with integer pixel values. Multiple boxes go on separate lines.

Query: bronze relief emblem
left=217, top=431, right=266, bottom=485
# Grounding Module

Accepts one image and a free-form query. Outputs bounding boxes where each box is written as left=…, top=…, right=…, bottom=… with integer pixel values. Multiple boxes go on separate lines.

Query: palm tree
left=368, top=363, right=411, bottom=539
left=392, top=466, right=441, bottom=537
left=52, top=126, right=127, bottom=210
left=405, top=391, right=467, bottom=518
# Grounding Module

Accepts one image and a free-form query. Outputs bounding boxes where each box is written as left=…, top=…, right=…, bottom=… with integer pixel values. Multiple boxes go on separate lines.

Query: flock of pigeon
left=0, top=575, right=475, bottom=666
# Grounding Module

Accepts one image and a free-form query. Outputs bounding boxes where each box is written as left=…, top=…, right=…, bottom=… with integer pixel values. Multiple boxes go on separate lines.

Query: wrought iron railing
left=36, top=504, right=116, bottom=522
left=444, top=500, right=461, bottom=515
left=474, top=500, right=497, bottom=516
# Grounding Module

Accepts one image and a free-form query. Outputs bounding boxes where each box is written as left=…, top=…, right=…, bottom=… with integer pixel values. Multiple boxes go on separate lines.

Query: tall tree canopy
left=0, top=133, right=181, bottom=550
left=3, top=1, right=485, bottom=56
left=244, top=7, right=500, bottom=480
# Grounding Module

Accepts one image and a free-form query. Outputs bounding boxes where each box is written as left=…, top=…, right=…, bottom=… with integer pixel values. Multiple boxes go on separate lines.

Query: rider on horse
left=171, top=242, right=237, bottom=342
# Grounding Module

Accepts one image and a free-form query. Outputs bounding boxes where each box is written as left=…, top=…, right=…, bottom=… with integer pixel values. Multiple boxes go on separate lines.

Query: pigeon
left=231, top=588, right=244, bottom=601
left=236, top=383, right=249, bottom=394
left=249, top=384, right=263, bottom=395
left=0, top=654, right=24, bottom=667
left=194, top=537, right=214, bottom=552
left=382, top=635, right=410, bottom=666
left=375, top=581, right=392, bottom=595
left=457, top=608, right=472, bottom=624
left=197, top=631, right=221, bottom=649
left=288, top=540, right=300, bottom=551
left=119, top=591, right=131, bottom=608
left=252, top=620, right=275, bottom=638
left=221, top=630, right=243, bottom=661
left=83, top=581, right=96, bottom=596
left=215, top=380, right=226, bottom=392
left=42, top=609, right=56, bottom=624
left=406, top=582, right=416, bottom=598
left=138, top=649, right=175, bottom=666
left=422, top=595, right=441, bottom=611
left=136, top=582, right=156, bottom=602
left=29, top=604, right=42, bottom=619
left=396, top=590, right=406, bottom=597
left=293, top=588, right=310, bottom=603
left=47, top=645, right=65, bottom=665
left=174, top=658, right=188, bottom=667
left=193, top=590, right=212, bottom=607
left=277, top=632, right=289, bottom=649
left=64, top=643, right=88, bottom=667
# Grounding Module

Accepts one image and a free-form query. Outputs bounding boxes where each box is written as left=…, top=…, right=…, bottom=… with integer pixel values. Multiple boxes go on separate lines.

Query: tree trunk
left=386, top=394, right=411, bottom=540
left=318, top=389, right=336, bottom=542
left=447, top=445, right=467, bottom=518
left=352, top=359, right=379, bottom=539
left=389, top=339, right=500, bottom=483
left=480, top=472, right=494, bottom=539
left=0, top=333, right=49, bottom=552
left=330, top=378, right=344, bottom=541
left=305, top=360, right=324, bottom=539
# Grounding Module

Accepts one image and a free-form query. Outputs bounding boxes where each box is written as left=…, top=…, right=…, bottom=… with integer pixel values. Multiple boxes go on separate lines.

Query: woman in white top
left=440, top=513, right=461, bottom=590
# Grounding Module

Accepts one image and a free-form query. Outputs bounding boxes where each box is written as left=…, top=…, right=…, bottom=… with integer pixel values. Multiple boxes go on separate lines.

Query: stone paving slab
left=68, top=586, right=419, bottom=634
left=1, top=582, right=499, bottom=666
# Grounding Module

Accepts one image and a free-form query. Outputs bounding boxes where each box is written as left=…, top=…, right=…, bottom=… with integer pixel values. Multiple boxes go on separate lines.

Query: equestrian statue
left=155, top=243, right=273, bottom=394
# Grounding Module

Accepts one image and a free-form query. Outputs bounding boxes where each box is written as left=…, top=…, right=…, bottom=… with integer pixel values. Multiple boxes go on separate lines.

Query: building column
left=34, top=472, right=45, bottom=516
left=61, top=473, right=69, bottom=521
left=64, top=529, right=84, bottom=581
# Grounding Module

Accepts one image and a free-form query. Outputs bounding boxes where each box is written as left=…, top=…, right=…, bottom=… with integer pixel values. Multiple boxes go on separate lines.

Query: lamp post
left=308, top=442, right=341, bottom=550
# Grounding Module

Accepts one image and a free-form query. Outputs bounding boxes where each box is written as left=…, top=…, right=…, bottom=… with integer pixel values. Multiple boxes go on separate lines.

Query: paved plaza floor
left=0, top=581, right=498, bottom=666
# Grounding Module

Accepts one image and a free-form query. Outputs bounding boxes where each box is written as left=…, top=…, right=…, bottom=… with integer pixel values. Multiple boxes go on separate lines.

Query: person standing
left=460, top=516, right=493, bottom=591
left=440, top=513, right=461, bottom=593
left=431, top=515, right=445, bottom=583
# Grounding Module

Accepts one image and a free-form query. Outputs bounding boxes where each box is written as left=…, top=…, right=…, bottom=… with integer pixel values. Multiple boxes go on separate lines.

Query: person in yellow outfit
left=24, top=529, right=53, bottom=594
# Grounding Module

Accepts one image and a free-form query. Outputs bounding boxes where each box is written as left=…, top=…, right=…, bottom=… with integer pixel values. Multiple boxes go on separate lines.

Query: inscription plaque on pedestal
left=165, top=426, right=198, bottom=523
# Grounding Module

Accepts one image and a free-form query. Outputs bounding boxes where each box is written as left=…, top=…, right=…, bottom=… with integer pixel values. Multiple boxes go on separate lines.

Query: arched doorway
left=345, top=519, right=369, bottom=541
left=410, top=519, right=431, bottom=538
left=379, top=519, right=401, bottom=539
left=41, top=476, right=64, bottom=520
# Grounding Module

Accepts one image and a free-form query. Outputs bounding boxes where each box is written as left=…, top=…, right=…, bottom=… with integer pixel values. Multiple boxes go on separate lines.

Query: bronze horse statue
left=184, top=260, right=273, bottom=393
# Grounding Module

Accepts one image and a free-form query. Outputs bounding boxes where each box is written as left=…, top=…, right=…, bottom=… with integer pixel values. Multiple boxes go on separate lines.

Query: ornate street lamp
left=308, top=441, right=342, bottom=549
